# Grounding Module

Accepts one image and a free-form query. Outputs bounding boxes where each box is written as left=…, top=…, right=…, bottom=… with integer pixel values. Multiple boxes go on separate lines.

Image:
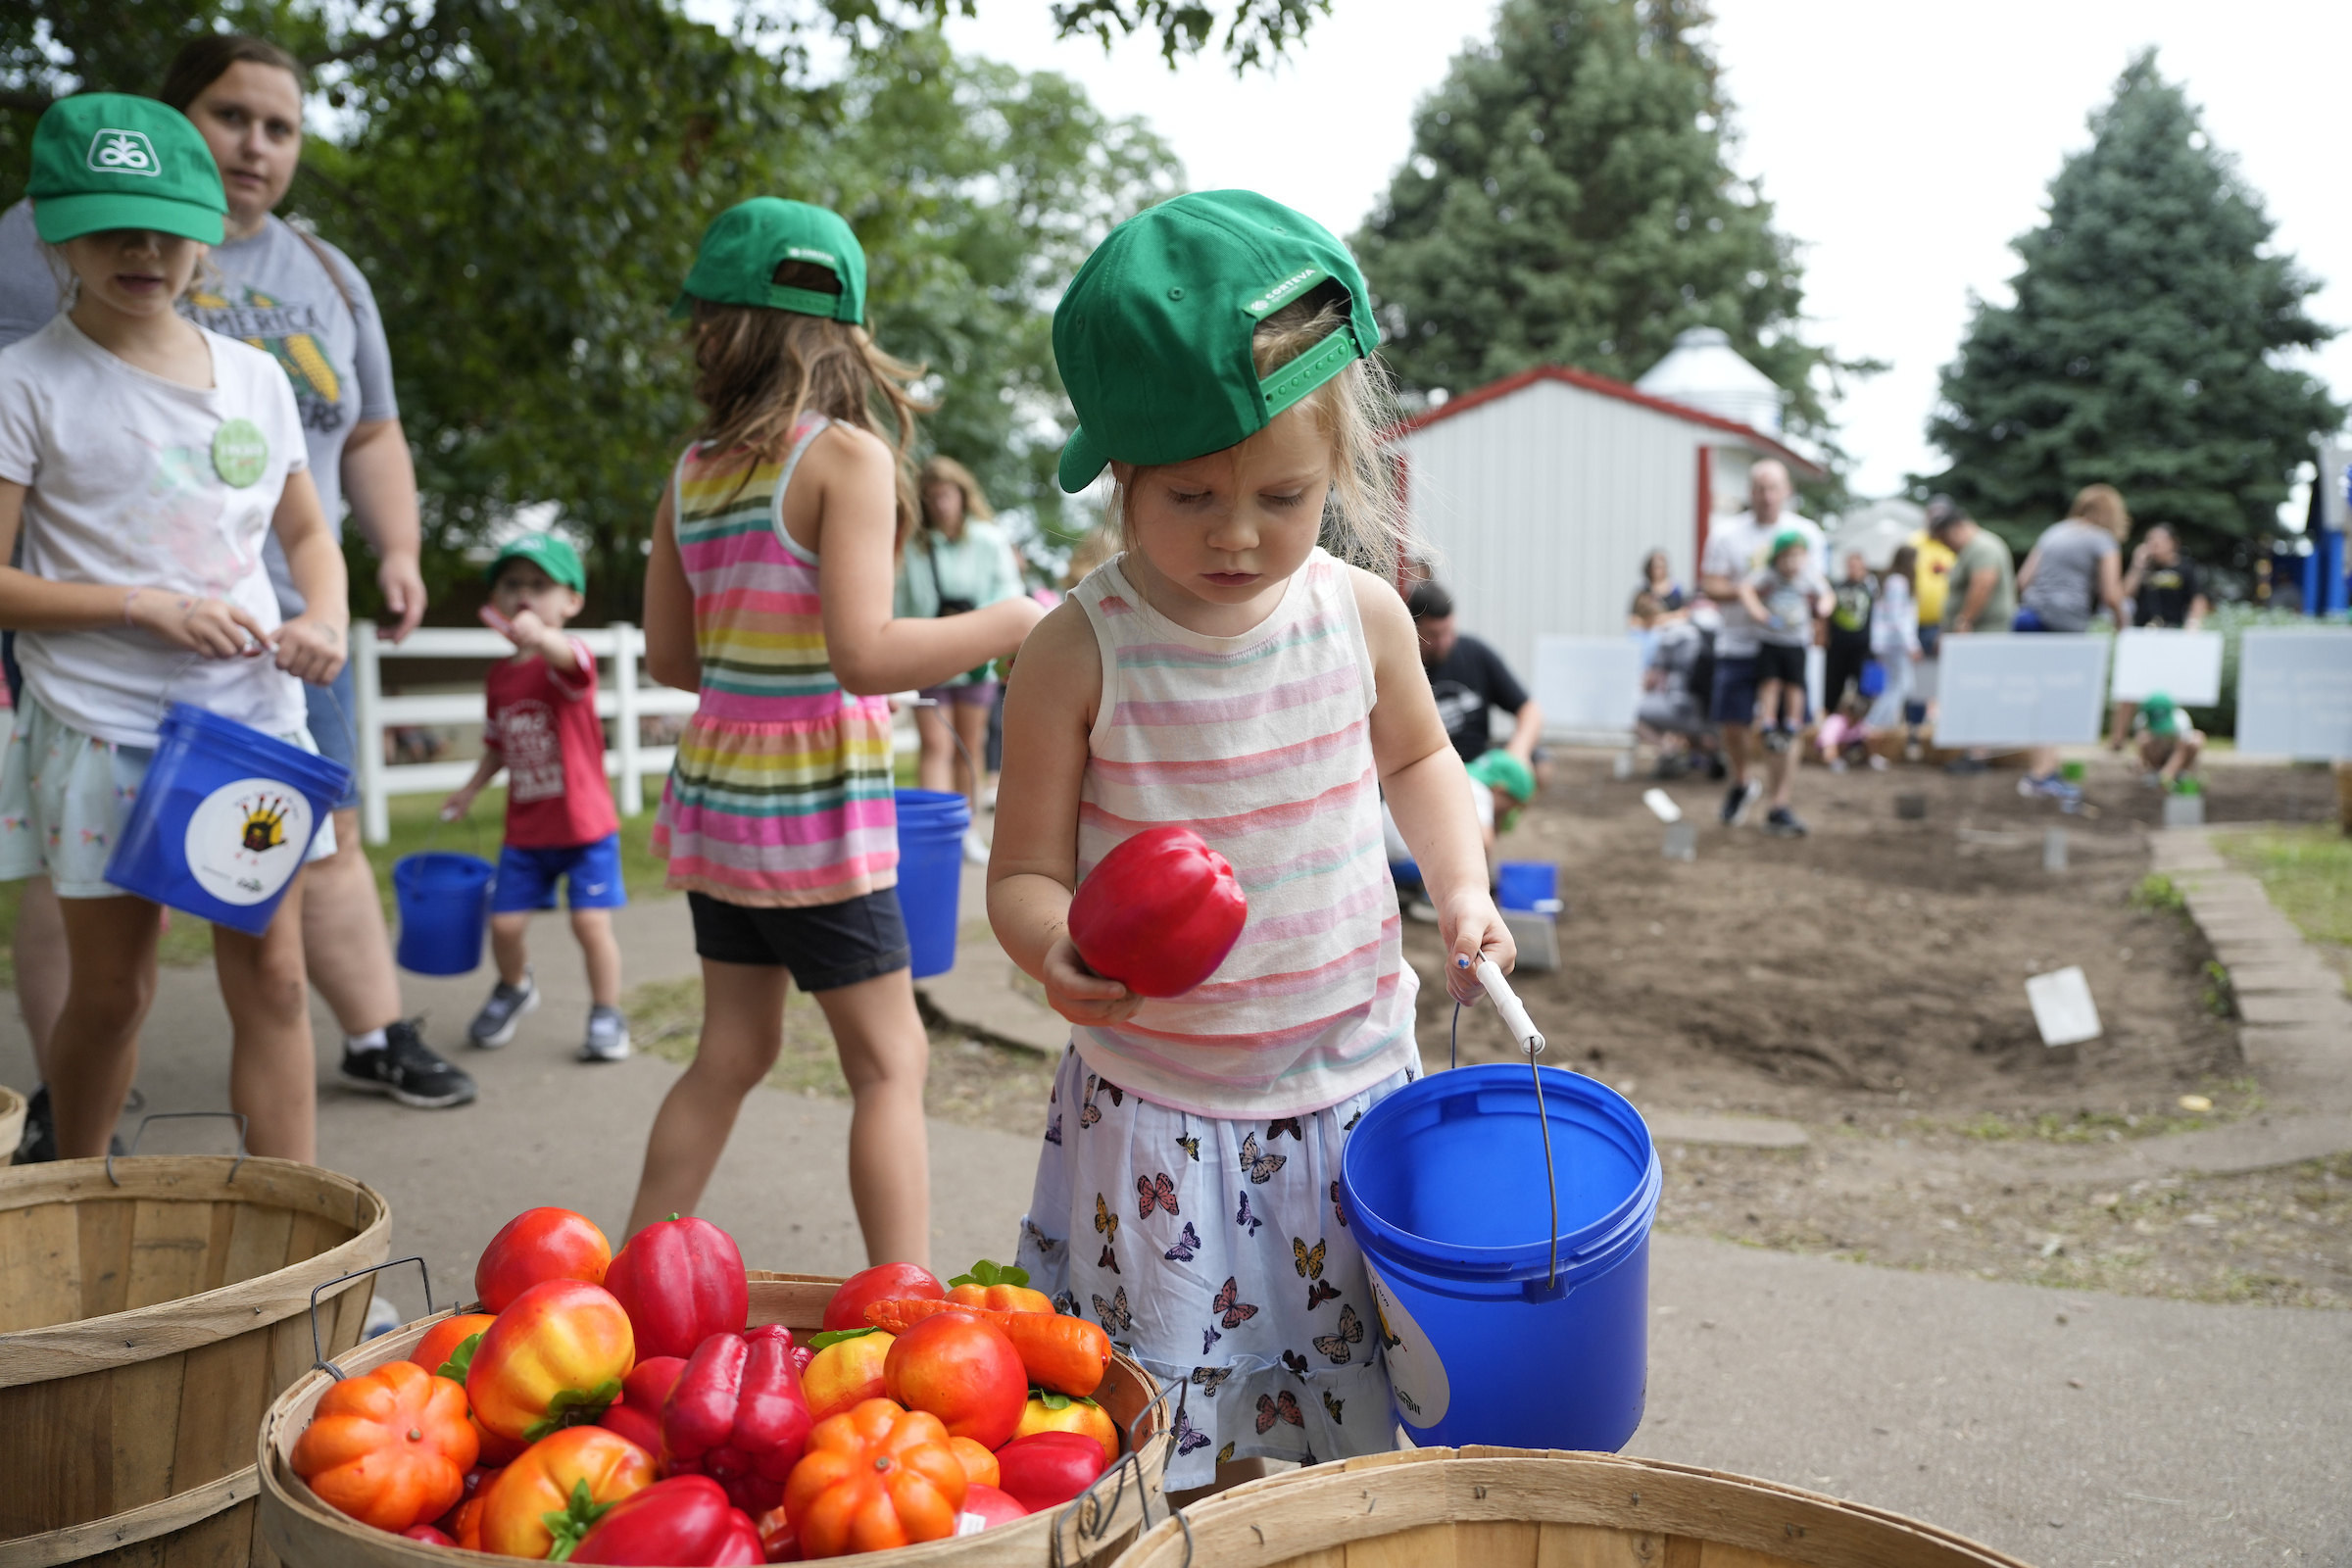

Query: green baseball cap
left=2140, top=691, right=2180, bottom=733
left=489, top=532, right=586, bottom=593
left=1053, top=190, right=1381, bottom=494
left=1769, top=528, right=1809, bottom=558
left=27, top=93, right=226, bottom=246
left=673, top=198, right=865, bottom=325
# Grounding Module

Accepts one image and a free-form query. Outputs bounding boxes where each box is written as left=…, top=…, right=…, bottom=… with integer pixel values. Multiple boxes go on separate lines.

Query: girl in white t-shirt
left=0, top=96, right=349, bottom=1162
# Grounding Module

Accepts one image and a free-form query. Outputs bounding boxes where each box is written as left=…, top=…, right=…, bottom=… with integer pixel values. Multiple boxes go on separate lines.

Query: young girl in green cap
left=0, top=95, right=350, bottom=1161
left=990, top=190, right=1511, bottom=1490
left=624, top=197, right=1042, bottom=1259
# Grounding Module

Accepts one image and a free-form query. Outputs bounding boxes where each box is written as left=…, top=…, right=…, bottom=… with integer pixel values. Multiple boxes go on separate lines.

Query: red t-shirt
left=485, top=639, right=618, bottom=849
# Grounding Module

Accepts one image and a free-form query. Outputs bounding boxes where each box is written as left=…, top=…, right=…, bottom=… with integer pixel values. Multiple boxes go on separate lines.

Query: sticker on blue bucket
left=184, top=777, right=315, bottom=906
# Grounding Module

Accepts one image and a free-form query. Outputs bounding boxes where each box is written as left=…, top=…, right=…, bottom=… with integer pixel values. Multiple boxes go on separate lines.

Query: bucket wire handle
left=307, top=1255, right=432, bottom=1381
left=1468, top=957, right=1559, bottom=1291
left=106, top=1109, right=247, bottom=1186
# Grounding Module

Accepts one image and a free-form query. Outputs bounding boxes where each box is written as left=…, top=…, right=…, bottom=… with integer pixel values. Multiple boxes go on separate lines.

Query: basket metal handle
left=307, top=1255, right=433, bottom=1380
left=106, top=1110, right=248, bottom=1186
left=1047, top=1376, right=1183, bottom=1566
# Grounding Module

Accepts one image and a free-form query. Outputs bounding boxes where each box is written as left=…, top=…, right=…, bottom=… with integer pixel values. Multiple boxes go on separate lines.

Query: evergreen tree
left=1354, top=0, right=1838, bottom=443
left=1927, top=52, right=2342, bottom=563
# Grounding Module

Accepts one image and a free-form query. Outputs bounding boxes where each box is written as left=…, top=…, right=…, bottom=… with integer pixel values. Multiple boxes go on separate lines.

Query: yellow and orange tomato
left=466, top=1279, right=635, bottom=1444
left=476, top=1426, right=656, bottom=1559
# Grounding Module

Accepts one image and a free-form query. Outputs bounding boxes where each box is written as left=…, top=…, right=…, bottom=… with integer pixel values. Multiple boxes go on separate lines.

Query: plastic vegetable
left=755, top=1508, right=798, bottom=1564
left=475, top=1207, right=612, bottom=1313
left=400, top=1524, right=457, bottom=1545
left=944, top=1259, right=1054, bottom=1315
left=1067, top=825, right=1247, bottom=997
left=662, top=1325, right=813, bottom=1515
left=947, top=1436, right=999, bottom=1490
left=880, top=1311, right=1027, bottom=1448
left=289, top=1359, right=478, bottom=1532
left=466, top=1279, right=636, bottom=1443
left=569, top=1475, right=764, bottom=1565
left=957, top=1484, right=1027, bottom=1530
left=800, top=1330, right=894, bottom=1424
left=598, top=1354, right=687, bottom=1458
left=409, top=1312, right=498, bottom=1380
left=476, top=1426, right=656, bottom=1559
left=602, top=1215, right=750, bottom=1359
left=1013, top=1391, right=1117, bottom=1466
left=821, top=1262, right=943, bottom=1333
left=780, top=1398, right=968, bottom=1557
left=451, top=1494, right=486, bottom=1550
left=864, top=1298, right=1111, bottom=1398
left=993, top=1431, right=1108, bottom=1514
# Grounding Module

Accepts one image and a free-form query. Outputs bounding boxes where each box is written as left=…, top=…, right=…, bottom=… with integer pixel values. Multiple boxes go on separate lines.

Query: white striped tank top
left=1069, top=548, right=1420, bottom=1118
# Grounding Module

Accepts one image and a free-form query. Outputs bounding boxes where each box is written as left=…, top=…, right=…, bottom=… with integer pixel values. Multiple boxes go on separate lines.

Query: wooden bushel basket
left=261, top=1270, right=1174, bottom=1568
left=0, top=1088, right=24, bottom=1167
left=1111, top=1447, right=2037, bottom=1568
left=0, top=1146, right=391, bottom=1568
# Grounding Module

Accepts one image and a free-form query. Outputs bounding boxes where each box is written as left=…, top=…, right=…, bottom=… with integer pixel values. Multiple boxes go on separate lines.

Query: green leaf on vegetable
left=806, top=1326, right=880, bottom=1350
left=522, top=1378, right=623, bottom=1443
left=1028, top=1386, right=1099, bottom=1411
left=948, top=1258, right=1031, bottom=1289
left=436, top=1331, right=484, bottom=1385
left=543, top=1477, right=618, bottom=1561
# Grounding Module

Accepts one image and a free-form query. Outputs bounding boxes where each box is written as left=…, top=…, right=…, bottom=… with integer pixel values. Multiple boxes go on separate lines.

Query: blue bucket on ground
left=1341, top=1062, right=1659, bottom=1451
left=393, top=852, right=496, bottom=975
left=893, top=788, right=970, bottom=980
left=1495, top=861, right=1558, bottom=912
left=103, top=702, right=353, bottom=937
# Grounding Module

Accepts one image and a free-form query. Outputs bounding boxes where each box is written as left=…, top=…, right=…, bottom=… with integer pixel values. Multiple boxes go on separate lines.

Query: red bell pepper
left=662, top=1325, right=813, bottom=1515
left=993, top=1431, right=1108, bottom=1514
left=603, top=1215, right=751, bottom=1360
left=569, top=1475, right=764, bottom=1565
left=1067, top=825, right=1247, bottom=997
left=598, top=1354, right=687, bottom=1458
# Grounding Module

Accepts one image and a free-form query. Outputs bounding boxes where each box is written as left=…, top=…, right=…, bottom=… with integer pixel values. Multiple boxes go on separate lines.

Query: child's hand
left=135, top=591, right=270, bottom=660
left=1040, top=934, right=1145, bottom=1027
left=507, top=607, right=550, bottom=646
left=440, top=786, right=476, bottom=822
left=1440, top=893, right=1516, bottom=1006
left=274, top=615, right=347, bottom=685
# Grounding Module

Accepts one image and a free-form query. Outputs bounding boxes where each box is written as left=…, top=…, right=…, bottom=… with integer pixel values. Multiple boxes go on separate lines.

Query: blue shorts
left=492, top=833, right=627, bottom=913
left=305, top=661, right=363, bottom=810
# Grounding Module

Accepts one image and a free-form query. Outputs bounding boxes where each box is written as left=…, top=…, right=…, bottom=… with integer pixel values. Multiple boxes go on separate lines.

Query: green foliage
left=1355, top=0, right=1853, bottom=466
left=1043, top=0, right=1332, bottom=69
left=2217, top=824, right=2352, bottom=952
left=2129, top=871, right=2183, bottom=915
left=1926, top=52, right=2343, bottom=565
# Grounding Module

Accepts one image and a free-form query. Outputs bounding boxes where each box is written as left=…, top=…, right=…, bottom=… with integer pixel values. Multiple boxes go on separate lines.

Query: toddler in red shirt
left=443, top=533, right=628, bottom=1061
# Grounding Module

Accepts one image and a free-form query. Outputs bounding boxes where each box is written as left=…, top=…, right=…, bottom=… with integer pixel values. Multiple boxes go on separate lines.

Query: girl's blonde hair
left=2069, top=483, right=2132, bottom=540
left=690, top=263, right=932, bottom=555
left=1111, top=284, right=1411, bottom=577
left=917, top=456, right=995, bottom=531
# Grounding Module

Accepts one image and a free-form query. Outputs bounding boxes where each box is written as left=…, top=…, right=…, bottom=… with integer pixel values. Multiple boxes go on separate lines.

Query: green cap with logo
left=674, top=198, right=865, bottom=325
left=1053, top=190, right=1381, bottom=494
left=28, top=93, right=227, bottom=246
left=489, top=532, right=586, bottom=593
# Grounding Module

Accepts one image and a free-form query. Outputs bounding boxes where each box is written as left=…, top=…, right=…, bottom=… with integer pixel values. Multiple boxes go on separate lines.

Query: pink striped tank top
left=1070, top=548, right=1419, bottom=1117
left=653, top=417, right=899, bottom=906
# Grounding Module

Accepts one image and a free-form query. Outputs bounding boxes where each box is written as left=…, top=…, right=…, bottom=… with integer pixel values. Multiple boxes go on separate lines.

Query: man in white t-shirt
left=1697, top=459, right=1823, bottom=838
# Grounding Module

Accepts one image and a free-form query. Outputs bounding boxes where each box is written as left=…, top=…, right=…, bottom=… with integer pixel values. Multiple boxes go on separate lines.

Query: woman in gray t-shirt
left=2017, top=484, right=2129, bottom=633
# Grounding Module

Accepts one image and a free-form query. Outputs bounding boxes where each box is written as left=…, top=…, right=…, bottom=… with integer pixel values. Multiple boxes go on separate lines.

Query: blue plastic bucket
left=1341, top=1063, right=1658, bottom=1450
left=1495, top=861, right=1558, bottom=912
left=393, top=853, right=496, bottom=975
left=893, top=788, right=970, bottom=980
left=103, top=702, right=353, bottom=937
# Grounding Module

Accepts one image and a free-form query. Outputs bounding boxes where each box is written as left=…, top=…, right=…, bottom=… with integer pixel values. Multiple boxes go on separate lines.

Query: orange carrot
left=863, top=1299, right=1111, bottom=1397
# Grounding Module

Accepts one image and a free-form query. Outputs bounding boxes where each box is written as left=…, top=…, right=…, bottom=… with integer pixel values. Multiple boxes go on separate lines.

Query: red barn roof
left=1394, top=364, right=1825, bottom=479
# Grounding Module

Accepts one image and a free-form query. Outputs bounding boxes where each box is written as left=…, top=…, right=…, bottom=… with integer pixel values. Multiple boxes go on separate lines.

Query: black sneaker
left=1721, top=781, right=1747, bottom=825
left=17, top=1083, right=56, bottom=1163
left=1762, top=806, right=1809, bottom=838
left=1943, top=756, right=1988, bottom=776
left=340, top=1020, right=478, bottom=1109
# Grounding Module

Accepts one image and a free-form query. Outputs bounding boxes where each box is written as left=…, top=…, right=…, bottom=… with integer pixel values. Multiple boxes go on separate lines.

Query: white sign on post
left=2235, top=629, right=2352, bottom=760
left=1534, top=635, right=1642, bottom=735
left=2109, top=628, right=2224, bottom=705
left=1934, top=634, right=2110, bottom=746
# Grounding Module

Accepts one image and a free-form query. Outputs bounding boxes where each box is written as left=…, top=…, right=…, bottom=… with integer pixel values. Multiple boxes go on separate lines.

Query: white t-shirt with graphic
left=1701, top=509, right=1825, bottom=660
left=0, top=316, right=309, bottom=747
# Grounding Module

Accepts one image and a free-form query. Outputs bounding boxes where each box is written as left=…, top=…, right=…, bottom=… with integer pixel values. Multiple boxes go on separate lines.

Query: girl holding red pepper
left=988, top=192, right=1511, bottom=1494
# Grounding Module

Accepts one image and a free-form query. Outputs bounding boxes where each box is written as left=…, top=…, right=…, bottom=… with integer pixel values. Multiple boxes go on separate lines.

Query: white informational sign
left=1934, top=634, right=2110, bottom=747
left=1534, top=635, right=1642, bottom=735
left=2110, top=628, right=2224, bottom=705
left=2235, top=629, right=2352, bottom=760
left=2026, top=966, right=2102, bottom=1048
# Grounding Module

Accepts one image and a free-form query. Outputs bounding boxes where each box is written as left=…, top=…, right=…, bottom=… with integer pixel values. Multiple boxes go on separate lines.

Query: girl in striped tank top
left=623, top=199, right=1043, bottom=1255
left=994, top=192, right=1513, bottom=1491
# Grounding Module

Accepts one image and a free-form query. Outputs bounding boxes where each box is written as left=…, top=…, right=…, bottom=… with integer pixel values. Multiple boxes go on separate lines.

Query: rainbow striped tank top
left=1068, top=549, right=1419, bottom=1117
left=653, top=417, right=898, bottom=906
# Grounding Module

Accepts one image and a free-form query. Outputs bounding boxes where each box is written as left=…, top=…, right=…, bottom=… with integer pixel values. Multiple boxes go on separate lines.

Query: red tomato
left=597, top=1399, right=663, bottom=1457
left=958, top=1483, right=1028, bottom=1528
left=822, top=1263, right=944, bottom=1333
left=409, top=1313, right=499, bottom=1381
left=475, top=1207, right=612, bottom=1312
left=881, top=1312, right=1026, bottom=1449
left=400, top=1524, right=457, bottom=1545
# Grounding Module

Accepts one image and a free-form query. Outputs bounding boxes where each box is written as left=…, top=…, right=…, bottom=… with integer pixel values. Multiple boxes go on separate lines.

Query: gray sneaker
left=580, top=1004, right=631, bottom=1063
left=468, top=971, right=539, bottom=1049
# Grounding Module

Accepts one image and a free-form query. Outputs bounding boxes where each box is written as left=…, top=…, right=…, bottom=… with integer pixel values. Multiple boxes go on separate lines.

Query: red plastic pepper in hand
left=662, top=1325, right=813, bottom=1515
left=1067, top=825, right=1247, bottom=998
left=569, top=1475, right=764, bottom=1565
left=603, top=1215, right=751, bottom=1360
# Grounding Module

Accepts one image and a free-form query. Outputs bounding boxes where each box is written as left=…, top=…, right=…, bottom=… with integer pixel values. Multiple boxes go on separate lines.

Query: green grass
left=2130, top=871, right=2186, bottom=916
left=2217, top=825, right=2352, bottom=949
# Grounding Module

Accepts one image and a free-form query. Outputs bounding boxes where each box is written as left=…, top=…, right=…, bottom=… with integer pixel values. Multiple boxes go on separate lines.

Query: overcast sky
left=942, top=1, right=2350, bottom=501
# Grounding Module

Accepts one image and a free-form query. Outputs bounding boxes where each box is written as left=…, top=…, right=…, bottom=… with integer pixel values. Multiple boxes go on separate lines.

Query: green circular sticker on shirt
left=212, top=417, right=269, bottom=488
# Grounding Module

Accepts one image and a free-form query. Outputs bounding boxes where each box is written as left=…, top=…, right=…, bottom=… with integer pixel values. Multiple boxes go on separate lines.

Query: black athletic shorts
left=1753, top=641, right=1808, bottom=687
left=688, top=888, right=910, bottom=992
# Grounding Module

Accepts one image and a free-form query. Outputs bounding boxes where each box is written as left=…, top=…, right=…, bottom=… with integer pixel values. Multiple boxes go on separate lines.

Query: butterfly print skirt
left=1013, top=1046, right=1410, bottom=1492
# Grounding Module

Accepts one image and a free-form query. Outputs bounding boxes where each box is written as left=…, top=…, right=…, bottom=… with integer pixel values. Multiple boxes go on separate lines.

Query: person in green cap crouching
left=988, top=190, right=1514, bottom=1496
left=443, top=532, right=631, bottom=1063
left=0, top=95, right=352, bottom=1161
left=2131, top=691, right=2203, bottom=792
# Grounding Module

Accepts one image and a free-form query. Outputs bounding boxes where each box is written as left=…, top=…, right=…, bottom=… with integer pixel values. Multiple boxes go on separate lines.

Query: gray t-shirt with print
left=0, top=202, right=398, bottom=614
